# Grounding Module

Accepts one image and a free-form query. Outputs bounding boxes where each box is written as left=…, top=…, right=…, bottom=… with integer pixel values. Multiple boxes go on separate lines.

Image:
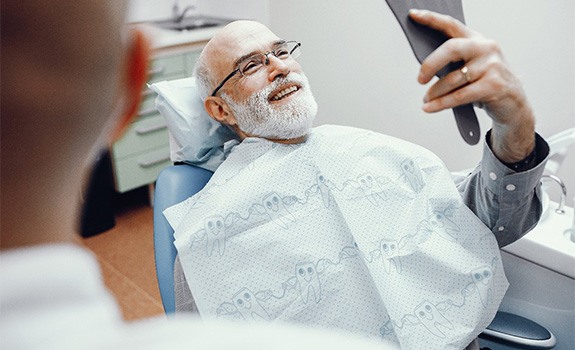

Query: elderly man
left=1, top=1, right=400, bottom=349
left=166, top=10, right=548, bottom=350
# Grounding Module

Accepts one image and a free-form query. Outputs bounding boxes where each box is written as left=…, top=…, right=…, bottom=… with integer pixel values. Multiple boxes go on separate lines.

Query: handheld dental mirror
left=384, top=0, right=480, bottom=145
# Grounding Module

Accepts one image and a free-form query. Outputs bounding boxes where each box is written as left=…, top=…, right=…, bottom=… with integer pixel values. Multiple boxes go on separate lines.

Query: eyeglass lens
left=238, top=41, right=301, bottom=76
left=210, top=41, right=301, bottom=97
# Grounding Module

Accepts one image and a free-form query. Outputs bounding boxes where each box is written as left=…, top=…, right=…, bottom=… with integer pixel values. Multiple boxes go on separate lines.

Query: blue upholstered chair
left=153, top=164, right=213, bottom=314
left=149, top=76, right=231, bottom=314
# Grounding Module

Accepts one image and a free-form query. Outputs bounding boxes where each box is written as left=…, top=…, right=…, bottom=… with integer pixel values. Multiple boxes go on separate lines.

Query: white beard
left=221, top=72, right=318, bottom=140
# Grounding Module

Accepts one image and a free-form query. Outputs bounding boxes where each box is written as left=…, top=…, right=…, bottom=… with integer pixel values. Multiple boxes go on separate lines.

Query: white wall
left=269, top=0, right=574, bottom=205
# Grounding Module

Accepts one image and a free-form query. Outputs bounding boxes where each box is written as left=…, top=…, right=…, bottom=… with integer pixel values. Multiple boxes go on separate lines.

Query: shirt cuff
left=480, top=130, right=549, bottom=200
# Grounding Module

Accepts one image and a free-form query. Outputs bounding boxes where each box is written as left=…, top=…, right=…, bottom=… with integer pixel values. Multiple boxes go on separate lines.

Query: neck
left=233, top=125, right=309, bottom=144
left=265, top=134, right=308, bottom=144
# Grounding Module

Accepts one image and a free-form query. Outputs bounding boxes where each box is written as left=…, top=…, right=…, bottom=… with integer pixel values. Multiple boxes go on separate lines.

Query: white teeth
left=272, top=86, right=298, bottom=101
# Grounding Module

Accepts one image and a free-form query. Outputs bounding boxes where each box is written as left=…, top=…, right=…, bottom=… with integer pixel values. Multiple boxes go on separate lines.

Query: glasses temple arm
left=211, top=69, right=239, bottom=97
left=289, top=42, right=301, bottom=55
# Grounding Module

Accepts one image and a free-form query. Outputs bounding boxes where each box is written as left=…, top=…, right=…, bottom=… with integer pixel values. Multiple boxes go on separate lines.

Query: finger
left=418, top=38, right=477, bottom=84
left=422, top=82, right=484, bottom=113
left=423, top=63, right=483, bottom=103
left=408, top=9, right=473, bottom=39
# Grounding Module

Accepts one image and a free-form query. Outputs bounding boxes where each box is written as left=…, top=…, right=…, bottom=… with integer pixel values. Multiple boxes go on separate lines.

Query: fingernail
left=409, top=9, right=420, bottom=15
left=417, top=72, right=425, bottom=84
left=422, top=102, right=431, bottom=112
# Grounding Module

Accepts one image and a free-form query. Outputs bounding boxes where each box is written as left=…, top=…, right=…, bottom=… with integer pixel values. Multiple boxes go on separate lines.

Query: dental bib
left=164, top=125, right=508, bottom=349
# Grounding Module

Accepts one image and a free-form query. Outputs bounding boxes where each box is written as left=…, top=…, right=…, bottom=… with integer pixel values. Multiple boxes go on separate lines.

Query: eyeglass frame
left=210, top=40, right=301, bottom=97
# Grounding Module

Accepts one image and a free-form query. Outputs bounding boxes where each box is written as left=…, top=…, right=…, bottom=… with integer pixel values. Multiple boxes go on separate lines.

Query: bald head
left=194, top=21, right=283, bottom=98
left=1, top=0, right=147, bottom=248
left=2, top=0, right=126, bottom=123
left=204, top=21, right=278, bottom=70
left=1, top=0, right=127, bottom=169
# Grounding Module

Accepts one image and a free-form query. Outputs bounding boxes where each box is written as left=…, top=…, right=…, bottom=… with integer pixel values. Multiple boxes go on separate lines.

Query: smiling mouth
left=270, top=85, right=300, bottom=101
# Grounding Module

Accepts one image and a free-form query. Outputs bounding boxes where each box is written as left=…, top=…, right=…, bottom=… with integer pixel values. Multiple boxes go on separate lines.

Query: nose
left=265, top=54, right=291, bottom=82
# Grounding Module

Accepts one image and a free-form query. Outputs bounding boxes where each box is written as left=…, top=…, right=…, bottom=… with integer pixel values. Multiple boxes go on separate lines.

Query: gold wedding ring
left=461, top=66, right=471, bottom=83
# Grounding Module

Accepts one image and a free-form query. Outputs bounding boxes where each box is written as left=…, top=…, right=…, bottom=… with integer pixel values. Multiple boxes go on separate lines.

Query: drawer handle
left=148, top=66, right=165, bottom=76
left=135, top=121, right=167, bottom=135
left=138, top=107, right=159, bottom=117
left=138, top=153, right=170, bottom=168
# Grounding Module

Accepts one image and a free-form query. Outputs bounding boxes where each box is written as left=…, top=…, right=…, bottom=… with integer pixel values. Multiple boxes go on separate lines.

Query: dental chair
left=149, top=76, right=235, bottom=313
left=151, top=77, right=561, bottom=348
left=153, top=163, right=213, bottom=313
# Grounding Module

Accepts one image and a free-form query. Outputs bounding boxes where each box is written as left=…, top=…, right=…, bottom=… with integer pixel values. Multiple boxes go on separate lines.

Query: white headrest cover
left=149, top=77, right=238, bottom=171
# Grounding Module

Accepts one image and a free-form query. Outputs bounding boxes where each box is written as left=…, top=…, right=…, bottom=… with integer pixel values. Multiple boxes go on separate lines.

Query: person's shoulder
left=311, top=124, right=428, bottom=149
left=312, top=124, right=370, bottom=135
left=311, top=124, right=387, bottom=142
left=311, top=124, right=444, bottom=164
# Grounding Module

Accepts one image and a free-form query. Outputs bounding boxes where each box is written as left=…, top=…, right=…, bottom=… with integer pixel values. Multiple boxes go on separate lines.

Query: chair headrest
left=149, top=77, right=238, bottom=172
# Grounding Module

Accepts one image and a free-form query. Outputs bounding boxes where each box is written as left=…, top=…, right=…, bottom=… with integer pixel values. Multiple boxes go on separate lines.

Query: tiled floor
left=78, top=188, right=164, bottom=321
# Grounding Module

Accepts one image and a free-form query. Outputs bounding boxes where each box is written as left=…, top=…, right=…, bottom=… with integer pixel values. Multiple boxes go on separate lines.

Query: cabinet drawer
left=112, top=114, right=168, bottom=159
left=185, top=51, right=202, bottom=75
left=148, top=54, right=187, bottom=83
left=113, top=147, right=171, bottom=193
left=139, top=87, right=159, bottom=112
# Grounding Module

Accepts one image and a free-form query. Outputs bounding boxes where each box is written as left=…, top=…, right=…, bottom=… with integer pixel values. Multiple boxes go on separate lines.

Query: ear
left=111, top=29, right=151, bottom=140
left=204, top=96, right=238, bottom=126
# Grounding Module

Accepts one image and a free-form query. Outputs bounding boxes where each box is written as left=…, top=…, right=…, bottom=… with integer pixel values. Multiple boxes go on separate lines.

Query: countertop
left=133, top=22, right=224, bottom=50
left=503, top=200, right=575, bottom=279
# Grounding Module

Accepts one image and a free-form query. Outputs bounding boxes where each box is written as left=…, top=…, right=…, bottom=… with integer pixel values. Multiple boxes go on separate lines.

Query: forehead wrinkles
left=207, top=22, right=280, bottom=78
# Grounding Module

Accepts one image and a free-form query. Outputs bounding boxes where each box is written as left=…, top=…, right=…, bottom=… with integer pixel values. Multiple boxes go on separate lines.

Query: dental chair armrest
left=479, top=311, right=556, bottom=349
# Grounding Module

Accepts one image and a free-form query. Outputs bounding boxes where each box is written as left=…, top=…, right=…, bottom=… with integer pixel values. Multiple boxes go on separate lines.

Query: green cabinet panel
left=111, top=46, right=204, bottom=193
left=113, top=147, right=172, bottom=193
left=112, top=114, right=168, bottom=159
left=148, top=54, right=186, bottom=83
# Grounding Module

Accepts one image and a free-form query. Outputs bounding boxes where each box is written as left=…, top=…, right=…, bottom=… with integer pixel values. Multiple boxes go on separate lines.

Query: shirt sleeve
left=453, top=131, right=550, bottom=247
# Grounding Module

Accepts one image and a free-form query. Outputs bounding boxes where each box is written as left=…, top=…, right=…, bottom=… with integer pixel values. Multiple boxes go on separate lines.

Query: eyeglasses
left=211, top=40, right=301, bottom=97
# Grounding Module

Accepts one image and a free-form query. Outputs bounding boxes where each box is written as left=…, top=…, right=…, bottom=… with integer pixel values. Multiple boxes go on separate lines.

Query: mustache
left=261, top=72, right=307, bottom=97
